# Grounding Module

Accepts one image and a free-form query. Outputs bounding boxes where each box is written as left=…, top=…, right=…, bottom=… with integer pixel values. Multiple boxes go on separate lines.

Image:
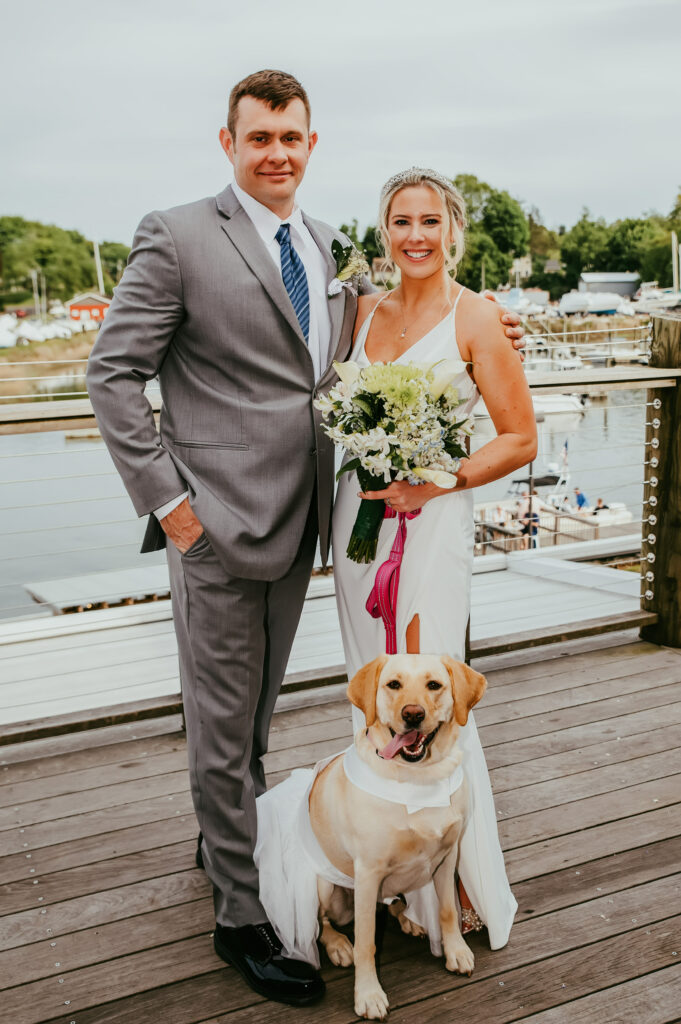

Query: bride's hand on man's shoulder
left=481, top=291, right=525, bottom=357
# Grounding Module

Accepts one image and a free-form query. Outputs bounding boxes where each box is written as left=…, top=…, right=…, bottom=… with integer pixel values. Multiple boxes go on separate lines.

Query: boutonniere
left=328, top=239, right=371, bottom=297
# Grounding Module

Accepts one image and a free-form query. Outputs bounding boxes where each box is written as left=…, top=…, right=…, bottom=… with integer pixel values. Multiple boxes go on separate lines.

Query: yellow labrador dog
left=308, top=653, right=486, bottom=1020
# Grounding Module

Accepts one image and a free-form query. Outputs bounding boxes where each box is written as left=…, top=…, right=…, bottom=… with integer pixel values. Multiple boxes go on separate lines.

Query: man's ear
left=441, top=656, right=486, bottom=726
left=219, top=126, right=235, bottom=165
left=346, top=656, right=388, bottom=727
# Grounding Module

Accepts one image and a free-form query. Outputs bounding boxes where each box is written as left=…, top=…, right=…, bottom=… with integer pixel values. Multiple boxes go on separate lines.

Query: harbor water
left=0, top=389, right=646, bottom=621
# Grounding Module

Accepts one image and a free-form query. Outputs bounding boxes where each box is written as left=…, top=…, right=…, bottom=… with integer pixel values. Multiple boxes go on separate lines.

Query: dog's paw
left=444, top=937, right=475, bottom=976
left=325, top=932, right=354, bottom=967
left=396, top=911, right=427, bottom=939
left=355, top=983, right=389, bottom=1020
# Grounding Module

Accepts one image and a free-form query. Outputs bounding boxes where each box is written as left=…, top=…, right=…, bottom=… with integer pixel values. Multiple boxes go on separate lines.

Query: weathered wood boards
left=0, top=637, right=680, bottom=1022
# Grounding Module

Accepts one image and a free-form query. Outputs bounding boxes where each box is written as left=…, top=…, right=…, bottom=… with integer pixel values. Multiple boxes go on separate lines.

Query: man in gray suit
left=87, top=69, right=524, bottom=1006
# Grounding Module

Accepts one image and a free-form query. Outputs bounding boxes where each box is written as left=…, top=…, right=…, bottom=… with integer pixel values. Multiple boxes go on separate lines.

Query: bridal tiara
left=380, top=166, right=455, bottom=199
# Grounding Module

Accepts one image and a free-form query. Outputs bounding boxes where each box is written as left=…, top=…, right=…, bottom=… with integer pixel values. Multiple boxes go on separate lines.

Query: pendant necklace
left=398, top=286, right=454, bottom=340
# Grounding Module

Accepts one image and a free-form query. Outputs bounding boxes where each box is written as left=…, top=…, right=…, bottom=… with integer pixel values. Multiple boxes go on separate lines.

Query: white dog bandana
left=342, top=743, right=465, bottom=815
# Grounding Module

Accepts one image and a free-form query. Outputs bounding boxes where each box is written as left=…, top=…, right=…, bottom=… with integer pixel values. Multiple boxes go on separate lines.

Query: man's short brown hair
left=227, top=70, right=311, bottom=137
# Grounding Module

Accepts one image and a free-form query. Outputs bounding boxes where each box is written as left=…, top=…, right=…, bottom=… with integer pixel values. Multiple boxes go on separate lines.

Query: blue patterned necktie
left=275, top=223, right=310, bottom=343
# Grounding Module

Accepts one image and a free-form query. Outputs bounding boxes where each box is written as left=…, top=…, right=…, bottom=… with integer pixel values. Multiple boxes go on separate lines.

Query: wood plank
left=480, top=648, right=681, bottom=707
left=512, top=835, right=681, bottom=920
left=169, top=875, right=681, bottom=1024
left=9, top=873, right=681, bottom=1024
left=475, top=665, right=681, bottom=729
left=1, top=788, right=196, bottom=856
left=2, top=932, right=220, bottom=1024
left=0, top=840, right=197, bottom=916
left=0, top=770, right=190, bottom=831
left=0, top=872, right=210, bottom=954
left=470, top=610, right=658, bottom=658
left=385, top=918, right=681, bottom=1024
left=491, top=721, right=681, bottom=792
left=473, top=630, right=647, bottom=677
left=0, top=750, right=192, bottom=808
left=0, top=815, right=198, bottom=886
left=482, top=696, right=681, bottom=766
left=495, top=747, right=681, bottom=820
left=0, top=698, right=183, bottom=746
left=0, top=717, right=184, bottom=775
left=506, top=803, right=681, bottom=883
left=499, top=773, right=681, bottom=849
left=513, top=963, right=681, bottom=1024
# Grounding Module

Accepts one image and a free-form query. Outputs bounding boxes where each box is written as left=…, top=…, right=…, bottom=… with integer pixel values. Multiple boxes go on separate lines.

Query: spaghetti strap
left=452, top=285, right=466, bottom=313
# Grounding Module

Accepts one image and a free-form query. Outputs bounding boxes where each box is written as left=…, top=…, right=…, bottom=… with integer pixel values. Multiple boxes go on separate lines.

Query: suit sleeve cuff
left=154, top=490, right=189, bottom=521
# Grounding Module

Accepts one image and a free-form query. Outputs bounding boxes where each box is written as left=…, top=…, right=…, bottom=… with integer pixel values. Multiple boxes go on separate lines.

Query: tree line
left=0, top=217, right=129, bottom=307
left=342, top=174, right=681, bottom=298
left=1, top=177, right=679, bottom=309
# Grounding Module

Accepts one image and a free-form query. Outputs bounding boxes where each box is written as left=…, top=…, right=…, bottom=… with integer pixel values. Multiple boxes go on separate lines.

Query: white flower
left=412, top=467, right=457, bottom=488
left=327, top=278, right=344, bottom=297
left=429, top=359, right=464, bottom=400
left=333, top=360, right=362, bottom=388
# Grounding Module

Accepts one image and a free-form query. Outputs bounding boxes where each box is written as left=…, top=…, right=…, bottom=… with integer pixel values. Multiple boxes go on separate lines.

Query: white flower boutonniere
left=328, top=239, right=370, bottom=298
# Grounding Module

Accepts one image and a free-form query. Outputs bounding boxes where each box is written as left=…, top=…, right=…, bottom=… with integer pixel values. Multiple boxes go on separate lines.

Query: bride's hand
left=359, top=480, right=441, bottom=514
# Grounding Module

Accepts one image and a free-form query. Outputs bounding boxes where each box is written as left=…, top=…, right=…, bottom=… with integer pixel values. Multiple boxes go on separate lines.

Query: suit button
left=310, top=448, right=317, bottom=456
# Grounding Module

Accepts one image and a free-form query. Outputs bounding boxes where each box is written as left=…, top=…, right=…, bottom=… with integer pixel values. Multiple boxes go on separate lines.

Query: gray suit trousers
left=166, top=497, right=318, bottom=927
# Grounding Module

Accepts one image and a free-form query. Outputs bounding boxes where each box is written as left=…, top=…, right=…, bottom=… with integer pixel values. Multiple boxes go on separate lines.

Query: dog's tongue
left=379, top=730, right=421, bottom=760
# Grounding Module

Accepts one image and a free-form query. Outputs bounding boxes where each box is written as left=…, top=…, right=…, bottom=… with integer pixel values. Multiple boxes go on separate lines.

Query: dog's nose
left=401, top=704, right=425, bottom=726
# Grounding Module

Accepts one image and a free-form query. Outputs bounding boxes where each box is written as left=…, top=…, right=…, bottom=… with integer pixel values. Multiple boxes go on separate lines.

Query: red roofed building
left=66, top=292, right=111, bottom=322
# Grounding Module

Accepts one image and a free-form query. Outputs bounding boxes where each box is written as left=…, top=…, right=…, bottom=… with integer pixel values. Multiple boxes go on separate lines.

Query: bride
left=332, top=167, right=537, bottom=949
left=256, top=167, right=536, bottom=962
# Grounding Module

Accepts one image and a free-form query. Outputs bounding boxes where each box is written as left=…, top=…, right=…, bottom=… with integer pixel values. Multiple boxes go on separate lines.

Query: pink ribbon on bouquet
left=365, top=505, right=421, bottom=655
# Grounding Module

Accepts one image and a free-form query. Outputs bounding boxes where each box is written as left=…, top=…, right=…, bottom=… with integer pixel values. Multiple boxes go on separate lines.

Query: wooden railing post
left=641, top=313, right=681, bottom=647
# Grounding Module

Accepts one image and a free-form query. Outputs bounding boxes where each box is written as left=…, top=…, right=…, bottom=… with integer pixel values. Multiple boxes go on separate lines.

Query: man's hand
left=160, top=497, right=205, bottom=553
left=482, top=291, right=525, bottom=358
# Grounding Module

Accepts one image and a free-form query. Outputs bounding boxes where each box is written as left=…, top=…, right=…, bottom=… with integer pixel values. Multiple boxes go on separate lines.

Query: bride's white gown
left=255, top=291, right=516, bottom=964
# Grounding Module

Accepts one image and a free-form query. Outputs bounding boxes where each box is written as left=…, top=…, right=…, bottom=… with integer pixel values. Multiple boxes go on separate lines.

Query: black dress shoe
left=196, top=831, right=204, bottom=870
left=213, top=921, right=325, bottom=1006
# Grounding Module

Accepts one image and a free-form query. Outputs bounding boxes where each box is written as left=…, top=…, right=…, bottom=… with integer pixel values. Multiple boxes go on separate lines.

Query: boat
left=558, top=291, right=626, bottom=316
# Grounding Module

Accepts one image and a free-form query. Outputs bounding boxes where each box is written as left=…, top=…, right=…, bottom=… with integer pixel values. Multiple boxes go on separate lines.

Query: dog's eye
left=426, top=680, right=442, bottom=691
left=386, top=680, right=402, bottom=690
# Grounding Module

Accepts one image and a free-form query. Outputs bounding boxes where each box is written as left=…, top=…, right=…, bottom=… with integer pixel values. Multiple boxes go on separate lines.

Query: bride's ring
left=385, top=499, right=392, bottom=507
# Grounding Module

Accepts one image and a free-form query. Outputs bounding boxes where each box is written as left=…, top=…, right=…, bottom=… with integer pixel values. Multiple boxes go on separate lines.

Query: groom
left=87, top=69, right=525, bottom=1006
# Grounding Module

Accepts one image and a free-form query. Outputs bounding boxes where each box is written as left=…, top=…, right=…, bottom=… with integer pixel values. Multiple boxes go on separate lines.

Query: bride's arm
left=452, top=297, right=537, bottom=490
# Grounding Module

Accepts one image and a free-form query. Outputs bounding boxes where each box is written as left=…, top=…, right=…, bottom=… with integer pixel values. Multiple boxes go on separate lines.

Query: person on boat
left=573, top=487, right=590, bottom=511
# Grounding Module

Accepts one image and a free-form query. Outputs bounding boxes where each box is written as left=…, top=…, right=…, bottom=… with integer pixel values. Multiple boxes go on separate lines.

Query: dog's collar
left=344, top=743, right=464, bottom=815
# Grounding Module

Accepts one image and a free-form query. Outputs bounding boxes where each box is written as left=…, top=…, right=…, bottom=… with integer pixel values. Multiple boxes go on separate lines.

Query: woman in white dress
left=332, top=167, right=537, bottom=950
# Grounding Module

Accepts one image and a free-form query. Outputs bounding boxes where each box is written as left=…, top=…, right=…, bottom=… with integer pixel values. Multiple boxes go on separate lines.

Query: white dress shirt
left=154, top=181, right=332, bottom=521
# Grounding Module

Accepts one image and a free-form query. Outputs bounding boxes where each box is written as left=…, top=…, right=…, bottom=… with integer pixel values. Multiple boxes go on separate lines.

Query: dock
left=2, top=630, right=680, bottom=1023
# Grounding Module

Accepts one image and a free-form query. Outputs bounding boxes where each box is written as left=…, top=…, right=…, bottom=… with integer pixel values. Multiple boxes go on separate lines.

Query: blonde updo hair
left=377, top=167, right=467, bottom=277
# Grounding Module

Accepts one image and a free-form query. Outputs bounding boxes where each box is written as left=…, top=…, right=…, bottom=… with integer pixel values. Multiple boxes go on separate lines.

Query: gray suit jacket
left=87, top=185, right=372, bottom=580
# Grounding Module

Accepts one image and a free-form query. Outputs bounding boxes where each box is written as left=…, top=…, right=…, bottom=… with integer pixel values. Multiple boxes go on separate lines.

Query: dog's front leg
left=353, top=864, right=389, bottom=1020
left=433, top=847, right=475, bottom=975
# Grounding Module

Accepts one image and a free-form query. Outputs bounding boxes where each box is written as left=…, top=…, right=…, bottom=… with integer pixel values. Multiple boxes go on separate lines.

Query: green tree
left=99, top=241, right=130, bottom=288
left=559, top=210, right=610, bottom=290
left=481, top=190, right=529, bottom=257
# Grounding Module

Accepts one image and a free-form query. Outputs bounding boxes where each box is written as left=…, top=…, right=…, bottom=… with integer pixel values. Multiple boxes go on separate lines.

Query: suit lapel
left=302, top=214, right=349, bottom=376
left=215, top=186, right=308, bottom=348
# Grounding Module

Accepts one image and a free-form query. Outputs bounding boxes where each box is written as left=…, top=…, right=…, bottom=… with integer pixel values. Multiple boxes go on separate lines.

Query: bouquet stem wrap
left=347, top=468, right=391, bottom=563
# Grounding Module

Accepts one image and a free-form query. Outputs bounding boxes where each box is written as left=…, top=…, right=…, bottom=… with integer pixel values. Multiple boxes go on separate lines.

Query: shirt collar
left=231, top=180, right=306, bottom=247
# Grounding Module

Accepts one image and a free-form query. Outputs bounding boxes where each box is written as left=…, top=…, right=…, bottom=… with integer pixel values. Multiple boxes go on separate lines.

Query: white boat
left=558, top=291, right=626, bottom=316
left=474, top=393, right=585, bottom=418
left=632, top=283, right=681, bottom=314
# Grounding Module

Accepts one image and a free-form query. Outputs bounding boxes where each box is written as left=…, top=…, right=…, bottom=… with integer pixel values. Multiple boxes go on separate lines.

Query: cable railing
left=0, top=314, right=679, bottom=732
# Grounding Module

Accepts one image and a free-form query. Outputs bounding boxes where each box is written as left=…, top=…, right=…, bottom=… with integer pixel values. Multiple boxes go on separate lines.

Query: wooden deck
left=1, top=631, right=681, bottom=1023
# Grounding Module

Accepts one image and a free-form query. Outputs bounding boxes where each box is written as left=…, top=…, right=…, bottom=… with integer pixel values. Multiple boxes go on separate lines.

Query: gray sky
left=4, top=0, right=679, bottom=245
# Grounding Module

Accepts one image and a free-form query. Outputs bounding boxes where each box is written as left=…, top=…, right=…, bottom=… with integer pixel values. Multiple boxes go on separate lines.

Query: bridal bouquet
left=315, top=360, right=474, bottom=563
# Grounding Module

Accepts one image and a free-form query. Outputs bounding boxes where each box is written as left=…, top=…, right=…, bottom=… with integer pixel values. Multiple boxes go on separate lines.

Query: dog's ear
left=346, top=656, right=388, bottom=727
left=441, top=656, right=487, bottom=726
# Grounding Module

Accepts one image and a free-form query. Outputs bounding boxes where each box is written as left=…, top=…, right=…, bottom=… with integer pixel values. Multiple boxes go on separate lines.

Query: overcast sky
left=4, top=0, right=679, bottom=245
